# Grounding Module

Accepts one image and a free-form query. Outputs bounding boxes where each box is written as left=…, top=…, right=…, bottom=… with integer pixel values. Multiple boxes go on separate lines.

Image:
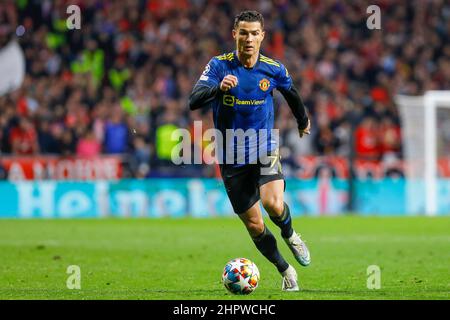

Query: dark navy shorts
left=219, top=151, right=285, bottom=214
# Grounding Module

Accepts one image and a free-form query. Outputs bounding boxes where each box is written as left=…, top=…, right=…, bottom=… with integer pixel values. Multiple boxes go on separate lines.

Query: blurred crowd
left=0, top=0, right=449, bottom=178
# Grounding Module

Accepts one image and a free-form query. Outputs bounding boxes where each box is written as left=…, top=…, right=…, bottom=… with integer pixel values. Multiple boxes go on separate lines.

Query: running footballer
left=189, top=10, right=311, bottom=291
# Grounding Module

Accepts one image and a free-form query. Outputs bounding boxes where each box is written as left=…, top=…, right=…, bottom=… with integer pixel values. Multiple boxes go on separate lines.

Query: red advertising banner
left=1, top=155, right=449, bottom=181
left=0, top=156, right=122, bottom=180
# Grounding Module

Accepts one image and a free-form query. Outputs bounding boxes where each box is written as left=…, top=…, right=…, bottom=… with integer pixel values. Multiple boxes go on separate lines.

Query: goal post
left=396, top=90, right=450, bottom=216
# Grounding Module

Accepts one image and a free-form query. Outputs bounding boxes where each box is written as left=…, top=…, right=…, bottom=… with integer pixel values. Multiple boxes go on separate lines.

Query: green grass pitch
left=0, top=216, right=449, bottom=300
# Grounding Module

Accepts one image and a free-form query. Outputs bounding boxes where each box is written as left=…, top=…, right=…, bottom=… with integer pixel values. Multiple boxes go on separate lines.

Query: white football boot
left=284, top=232, right=311, bottom=267
left=281, top=265, right=299, bottom=291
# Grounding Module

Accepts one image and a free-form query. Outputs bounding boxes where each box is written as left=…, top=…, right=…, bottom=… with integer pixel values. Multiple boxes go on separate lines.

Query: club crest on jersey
left=259, top=78, right=270, bottom=91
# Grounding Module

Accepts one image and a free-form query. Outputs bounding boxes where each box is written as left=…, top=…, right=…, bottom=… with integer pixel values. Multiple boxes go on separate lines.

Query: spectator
left=354, top=117, right=380, bottom=161
left=9, top=117, right=38, bottom=155
left=104, top=106, right=129, bottom=154
left=59, top=129, right=76, bottom=156
left=154, top=111, right=180, bottom=165
left=130, top=135, right=151, bottom=176
left=37, top=119, right=59, bottom=154
left=314, top=125, right=340, bottom=155
left=0, top=0, right=447, bottom=178
left=76, top=128, right=102, bottom=158
left=379, top=116, right=402, bottom=159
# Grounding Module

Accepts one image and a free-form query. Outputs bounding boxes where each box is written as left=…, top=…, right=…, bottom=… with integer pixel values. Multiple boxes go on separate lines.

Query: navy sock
left=252, top=225, right=289, bottom=273
left=269, top=202, right=294, bottom=239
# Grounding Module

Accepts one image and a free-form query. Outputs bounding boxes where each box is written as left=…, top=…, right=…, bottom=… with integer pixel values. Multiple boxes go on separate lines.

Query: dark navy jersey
left=193, top=51, right=293, bottom=166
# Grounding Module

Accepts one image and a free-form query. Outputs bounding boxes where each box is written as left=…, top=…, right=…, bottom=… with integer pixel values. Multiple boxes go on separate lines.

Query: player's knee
left=245, top=219, right=265, bottom=237
left=262, top=197, right=284, bottom=216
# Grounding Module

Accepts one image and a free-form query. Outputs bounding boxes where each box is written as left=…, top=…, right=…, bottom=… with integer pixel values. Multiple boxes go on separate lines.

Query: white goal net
left=396, top=91, right=450, bottom=215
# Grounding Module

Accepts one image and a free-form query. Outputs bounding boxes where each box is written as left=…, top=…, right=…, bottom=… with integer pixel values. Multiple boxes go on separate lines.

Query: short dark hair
left=234, top=10, right=264, bottom=29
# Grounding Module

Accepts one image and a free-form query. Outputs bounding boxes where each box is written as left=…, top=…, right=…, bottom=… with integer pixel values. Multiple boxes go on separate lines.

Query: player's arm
left=278, top=86, right=310, bottom=136
left=189, top=58, right=221, bottom=110
left=189, top=58, right=237, bottom=110
left=276, top=64, right=311, bottom=137
left=188, top=84, right=219, bottom=110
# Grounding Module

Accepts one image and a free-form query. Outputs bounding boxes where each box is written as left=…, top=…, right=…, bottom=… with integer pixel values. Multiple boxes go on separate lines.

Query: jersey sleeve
left=275, top=62, right=292, bottom=90
left=189, top=57, right=222, bottom=110
left=196, top=57, right=222, bottom=88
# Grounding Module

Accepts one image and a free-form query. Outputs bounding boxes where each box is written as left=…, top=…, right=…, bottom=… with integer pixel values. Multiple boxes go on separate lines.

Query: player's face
left=232, top=21, right=265, bottom=58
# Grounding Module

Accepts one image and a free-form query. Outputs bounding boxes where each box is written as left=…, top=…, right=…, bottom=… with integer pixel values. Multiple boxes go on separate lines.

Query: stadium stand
left=0, top=0, right=449, bottom=178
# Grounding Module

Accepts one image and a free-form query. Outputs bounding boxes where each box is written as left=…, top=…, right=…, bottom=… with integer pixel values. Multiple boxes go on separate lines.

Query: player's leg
left=237, top=201, right=299, bottom=291
left=259, top=179, right=293, bottom=238
left=258, top=150, right=294, bottom=237
left=258, top=150, right=311, bottom=267
left=260, top=179, right=311, bottom=267
left=220, top=164, right=298, bottom=291
left=237, top=201, right=289, bottom=272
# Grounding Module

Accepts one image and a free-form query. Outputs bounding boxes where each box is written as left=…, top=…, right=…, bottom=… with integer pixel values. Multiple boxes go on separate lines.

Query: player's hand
left=299, top=118, right=311, bottom=138
left=220, top=75, right=238, bottom=92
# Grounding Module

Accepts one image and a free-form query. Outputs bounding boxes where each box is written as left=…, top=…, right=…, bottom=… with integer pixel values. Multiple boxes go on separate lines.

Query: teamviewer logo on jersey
left=223, top=95, right=235, bottom=106
left=259, top=78, right=270, bottom=91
